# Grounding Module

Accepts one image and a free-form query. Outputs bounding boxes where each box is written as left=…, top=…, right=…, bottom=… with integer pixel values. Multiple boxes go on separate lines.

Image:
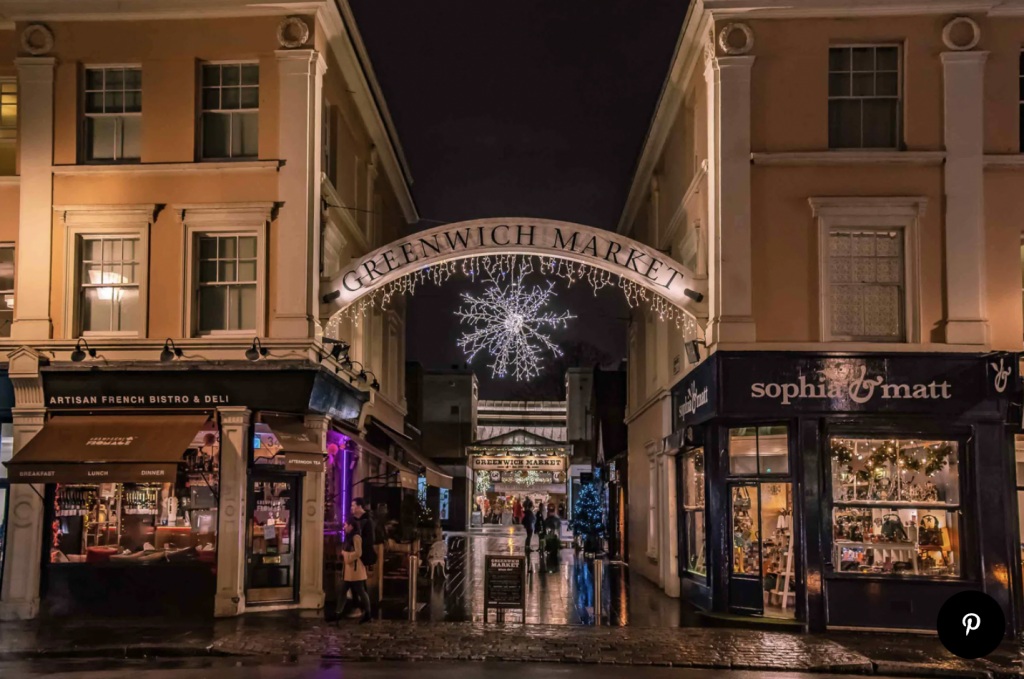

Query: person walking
left=513, top=497, right=523, bottom=525
left=536, top=501, right=547, bottom=541
left=336, top=519, right=372, bottom=623
left=522, top=497, right=535, bottom=550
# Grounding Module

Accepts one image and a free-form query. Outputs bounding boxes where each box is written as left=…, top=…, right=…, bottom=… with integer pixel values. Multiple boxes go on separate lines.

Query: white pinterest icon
left=962, top=613, right=981, bottom=636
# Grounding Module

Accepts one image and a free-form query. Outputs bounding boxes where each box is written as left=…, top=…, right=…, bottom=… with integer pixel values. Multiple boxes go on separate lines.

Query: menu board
left=484, top=554, right=526, bottom=610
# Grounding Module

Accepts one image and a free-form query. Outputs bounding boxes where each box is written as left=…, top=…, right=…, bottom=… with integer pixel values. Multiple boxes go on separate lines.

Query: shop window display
left=49, top=429, right=219, bottom=565
left=729, top=426, right=789, bottom=475
left=681, top=448, right=705, bottom=575
left=830, top=437, right=960, bottom=577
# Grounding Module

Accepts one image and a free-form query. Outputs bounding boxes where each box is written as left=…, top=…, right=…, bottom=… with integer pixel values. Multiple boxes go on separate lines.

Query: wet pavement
left=405, top=527, right=679, bottom=625
left=0, top=657, right=935, bottom=679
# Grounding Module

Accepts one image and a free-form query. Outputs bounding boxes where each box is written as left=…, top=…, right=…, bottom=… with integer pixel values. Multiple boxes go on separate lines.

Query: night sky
left=347, top=1, right=691, bottom=398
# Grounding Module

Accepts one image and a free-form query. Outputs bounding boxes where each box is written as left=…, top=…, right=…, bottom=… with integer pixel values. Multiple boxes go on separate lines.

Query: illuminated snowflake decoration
left=456, top=259, right=574, bottom=380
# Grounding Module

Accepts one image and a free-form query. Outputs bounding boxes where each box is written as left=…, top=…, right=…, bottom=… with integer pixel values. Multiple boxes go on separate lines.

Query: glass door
left=727, top=426, right=798, bottom=619
left=246, top=473, right=299, bottom=604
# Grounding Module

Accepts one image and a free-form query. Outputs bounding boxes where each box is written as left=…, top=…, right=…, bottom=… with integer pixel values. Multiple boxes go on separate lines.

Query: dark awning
left=368, top=418, right=453, bottom=490
left=335, top=425, right=419, bottom=487
left=262, top=414, right=323, bottom=454
left=4, top=414, right=210, bottom=484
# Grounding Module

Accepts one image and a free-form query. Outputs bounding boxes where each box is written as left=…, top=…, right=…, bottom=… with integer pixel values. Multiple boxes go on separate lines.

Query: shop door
left=729, top=481, right=797, bottom=618
left=246, top=473, right=299, bottom=604
left=729, top=482, right=763, bottom=614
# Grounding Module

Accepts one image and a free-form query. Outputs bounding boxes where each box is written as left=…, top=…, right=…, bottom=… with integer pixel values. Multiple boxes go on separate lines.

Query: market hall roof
left=466, top=428, right=571, bottom=456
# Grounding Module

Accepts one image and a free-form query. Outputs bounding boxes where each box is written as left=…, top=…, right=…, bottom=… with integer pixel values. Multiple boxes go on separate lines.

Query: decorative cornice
left=53, top=160, right=281, bottom=176
left=703, top=0, right=998, bottom=19
left=752, top=151, right=946, bottom=167
left=53, top=203, right=158, bottom=226
left=808, top=195, right=928, bottom=218
left=984, top=154, right=1024, bottom=169
left=217, top=406, right=252, bottom=427
left=172, top=202, right=274, bottom=227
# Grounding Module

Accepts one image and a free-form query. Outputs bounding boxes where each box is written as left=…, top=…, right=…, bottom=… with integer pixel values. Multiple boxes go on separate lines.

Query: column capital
left=941, top=51, right=989, bottom=65
left=217, top=406, right=251, bottom=426
left=14, top=57, right=56, bottom=70
left=303, top=414, right=330, bottom=432
left=275, top=48, right=327, bottom=75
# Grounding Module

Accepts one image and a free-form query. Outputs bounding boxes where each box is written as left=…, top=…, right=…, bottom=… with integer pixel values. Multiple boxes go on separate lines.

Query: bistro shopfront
left=669, top=351, right=1018, bottom=635
left=2, top=364, right=366, bottom=618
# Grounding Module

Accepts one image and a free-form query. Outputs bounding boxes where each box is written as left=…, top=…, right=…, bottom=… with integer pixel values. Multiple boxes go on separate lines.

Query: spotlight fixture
left=160, top=338, right=184, bottom=363
left=70, top=338, right=97, bottom=362
left=683, top=288, right=705, bottom=303
left=323, top=338, right=349, bottom=360
left=357, top=370, right=368, bottom=383
left=360, top=369, right=381, bottom=391
left=322, top=290, right=341, bottom=304
left=341, top=356, right=353, bottom=370
left=684, top=339, right=702, bottom=365
left=245, top=338, right=269, bottom=361
left=370, top=377, right=380, bottom=391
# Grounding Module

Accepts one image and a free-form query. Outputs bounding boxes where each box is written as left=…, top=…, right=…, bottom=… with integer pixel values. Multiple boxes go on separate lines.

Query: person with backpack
left=336, top=519, right=371, bottom=623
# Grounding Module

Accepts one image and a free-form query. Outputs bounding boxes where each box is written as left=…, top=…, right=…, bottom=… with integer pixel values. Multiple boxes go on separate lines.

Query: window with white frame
left=201, top=63, right=258, bottom=160
left=828, top=45, right=900, bottom=149
left=196, top=234, right=257, bottom=333
left=0, top=81, right=16, bottom=141
left=828, top=229, right=904, bottom=341
left=811, top=197, right=924, bottom=344
left=83, top=67, right=142, bottom=162
left=79, top=236, right=140, bottom=334
left=0, top=245, right=13, bottom=338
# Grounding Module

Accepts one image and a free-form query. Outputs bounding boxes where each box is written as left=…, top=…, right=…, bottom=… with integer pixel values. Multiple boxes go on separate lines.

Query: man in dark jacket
left=350, top=498, right=377, bottom=568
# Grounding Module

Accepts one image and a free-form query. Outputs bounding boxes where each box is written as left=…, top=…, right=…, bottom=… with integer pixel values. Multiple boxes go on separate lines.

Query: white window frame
left=199, top=60, right=260, bottom=161
left=175, top=203, right=271, bottom=338
left=0, top=77, right=17, bottom=145
left=0, top=242, right=14, bottom=338
left=810, top=196, right=925, bottom=344
left=81, top=63, right=142, bottom=164
left=828, top=43, right=902, bottom=151
left=646, top=441, right=660, bottom=561
left=56, top=205, right=155, bottom=339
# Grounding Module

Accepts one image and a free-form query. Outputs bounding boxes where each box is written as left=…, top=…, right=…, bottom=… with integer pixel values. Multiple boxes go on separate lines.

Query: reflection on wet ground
left=407, top=527, right=680, bottom=626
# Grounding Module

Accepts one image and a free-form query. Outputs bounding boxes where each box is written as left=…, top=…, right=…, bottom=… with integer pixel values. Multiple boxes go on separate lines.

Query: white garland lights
left=324, top=253, right=699, bottom=339
left=455, top=258, right=574, bottom=380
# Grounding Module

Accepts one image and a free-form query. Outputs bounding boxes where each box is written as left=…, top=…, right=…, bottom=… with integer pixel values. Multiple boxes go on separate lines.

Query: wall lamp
left=70, top=338, right=97, bottom=362
left=160, top=339, right=184, bottom=363
left=360, top=369, right=381, bottom=391
left=323, top=337, right=349, bottom=360
left=245, top=338, right=269, bottom=362
left=683, top=288, right=704, bottom=303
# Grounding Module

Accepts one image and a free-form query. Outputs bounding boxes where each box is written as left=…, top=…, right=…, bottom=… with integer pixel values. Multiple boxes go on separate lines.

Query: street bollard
left=408, top=555, right=419, bottom=621
left=594, top=559, right=603, bottom=626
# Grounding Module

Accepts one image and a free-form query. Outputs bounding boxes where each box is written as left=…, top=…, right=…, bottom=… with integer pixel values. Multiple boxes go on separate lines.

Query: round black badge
left=936, top=591, right=1005, bottom=659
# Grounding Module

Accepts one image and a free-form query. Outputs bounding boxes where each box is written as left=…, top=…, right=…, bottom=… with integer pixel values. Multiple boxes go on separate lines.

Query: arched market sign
left=320, top=218, right=707, bottom=319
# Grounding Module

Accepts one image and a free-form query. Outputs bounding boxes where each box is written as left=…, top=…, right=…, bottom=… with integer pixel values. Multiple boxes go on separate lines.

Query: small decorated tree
left=571, top=482, right=604, bottom=556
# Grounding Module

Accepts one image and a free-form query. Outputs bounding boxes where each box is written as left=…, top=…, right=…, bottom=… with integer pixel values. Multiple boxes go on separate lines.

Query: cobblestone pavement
left=0, top=615, right=1020, bottom=677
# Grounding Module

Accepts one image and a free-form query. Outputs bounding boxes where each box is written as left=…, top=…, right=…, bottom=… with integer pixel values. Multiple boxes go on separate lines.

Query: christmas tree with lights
left=571, top=481, right=604, bottom=555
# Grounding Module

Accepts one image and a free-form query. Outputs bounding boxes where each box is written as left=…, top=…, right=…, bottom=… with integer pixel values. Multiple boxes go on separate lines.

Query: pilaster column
left=12, top=58, right=56, bottom=340
left=299, top=414, right=329, bottom=610
left=942, top=51, right=989, bottom=345
left=215, top=407, right=250, bottom=617
left=657, top=450, right=680, bottom=597
left=0, top=408, right=46, bottom=620
left=705, top=50, right=756, bottom=345
left=273, top=49, right=326, bottom=339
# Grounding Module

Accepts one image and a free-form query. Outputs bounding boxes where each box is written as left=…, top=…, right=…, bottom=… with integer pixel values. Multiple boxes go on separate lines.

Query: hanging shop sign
left=283, top=453, right=325, bottom=473
left=484, top=554, right=526, bottom=612
left=41, top=368, right=366, bottom=420
left=673, top=353, right=719, bottom=428
left=472, top=456, right=566, bottom=471
left=494, top=483, right=565, bottom=494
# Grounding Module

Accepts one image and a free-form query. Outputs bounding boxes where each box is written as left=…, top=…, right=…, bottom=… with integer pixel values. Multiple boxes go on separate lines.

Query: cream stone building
left=0, top=0, right=422, bottom=620
left=622, top=0, right=1024, bottom=635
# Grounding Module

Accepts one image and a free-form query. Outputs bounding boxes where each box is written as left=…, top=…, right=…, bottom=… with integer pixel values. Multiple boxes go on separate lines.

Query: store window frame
left=81, top=64, right=142, bottom=164
left=0, top=243, right=14, bottom=338
left=0, top=77, right=17, bottom=144
left=828, top=44, right=902, bottom=151
left=824, top=425, right=970, bottom=582
left=199, top=61, right=259, bottom=161
left=58, top=206, right=154, bottom=340
left=177, top=203, right=271, bottom=339
left=810, top=196, right=925, bottom=344
left=679, top=441, right=707, bottom=579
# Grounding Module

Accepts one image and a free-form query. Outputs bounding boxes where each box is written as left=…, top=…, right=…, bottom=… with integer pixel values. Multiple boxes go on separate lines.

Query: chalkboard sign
left=484, top=554, right=526, bottom=612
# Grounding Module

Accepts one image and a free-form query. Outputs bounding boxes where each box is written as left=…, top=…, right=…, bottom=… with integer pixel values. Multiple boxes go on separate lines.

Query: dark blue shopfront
left=0, top=369, right=16, bottom=595
left=669, top=351, right=1020, bottom=635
